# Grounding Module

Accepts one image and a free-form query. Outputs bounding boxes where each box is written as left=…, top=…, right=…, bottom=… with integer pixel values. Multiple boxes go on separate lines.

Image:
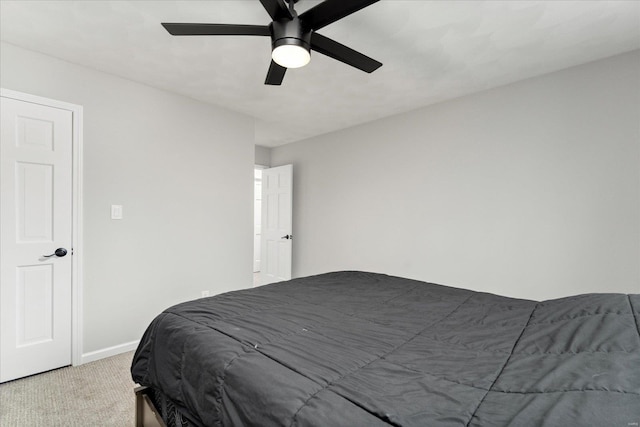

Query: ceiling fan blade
left=311, top=33, right=382, bottom=73
left=299, top=0, right=379, bottom=31
left=161, top=23, right=271, bottom=36
left=265, top=60, right=287, bottom=85
left=259, top=0, right=293, bottom=21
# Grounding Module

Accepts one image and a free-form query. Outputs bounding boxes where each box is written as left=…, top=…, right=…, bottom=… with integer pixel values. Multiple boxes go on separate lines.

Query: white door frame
left=254, top=164, right=267, bottom=276
left=0, top=88, right=84, bottom=367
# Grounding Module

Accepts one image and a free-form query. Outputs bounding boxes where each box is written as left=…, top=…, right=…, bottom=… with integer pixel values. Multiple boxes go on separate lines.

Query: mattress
left=131, top=271, right=640, bottom=426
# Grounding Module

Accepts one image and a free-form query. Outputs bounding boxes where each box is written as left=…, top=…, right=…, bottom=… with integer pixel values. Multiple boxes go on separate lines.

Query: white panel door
left=1, top=97, right=73, bottom=383
left=260, top=165, right=292, bottom=285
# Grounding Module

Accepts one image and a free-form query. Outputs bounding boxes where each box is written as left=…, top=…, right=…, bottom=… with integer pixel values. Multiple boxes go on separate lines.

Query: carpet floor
left=0, top=351, right=136, bottom=427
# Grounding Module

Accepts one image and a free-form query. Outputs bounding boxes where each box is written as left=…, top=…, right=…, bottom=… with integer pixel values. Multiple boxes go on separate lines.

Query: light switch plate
left=111, top=205, right=123, bottom=220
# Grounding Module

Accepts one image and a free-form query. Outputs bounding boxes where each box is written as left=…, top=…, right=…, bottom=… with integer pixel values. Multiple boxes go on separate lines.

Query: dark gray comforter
left=131, top=271, right=640, bottom=426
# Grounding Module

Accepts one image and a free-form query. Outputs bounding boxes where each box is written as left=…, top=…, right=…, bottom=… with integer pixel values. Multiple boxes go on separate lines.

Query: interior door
left=0, top=96, right=73, bottom=383
left=253, top=168, right=262, bottom=273
left=260, top=165, right=292, bottom=285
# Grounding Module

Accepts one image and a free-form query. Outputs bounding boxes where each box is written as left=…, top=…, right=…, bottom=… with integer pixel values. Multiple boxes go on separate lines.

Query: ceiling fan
left=161, top=0, right=382, bottom=85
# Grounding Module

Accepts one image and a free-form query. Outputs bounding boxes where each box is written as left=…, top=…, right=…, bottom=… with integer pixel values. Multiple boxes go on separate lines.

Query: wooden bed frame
left=134, top=386, right=167, bottom=427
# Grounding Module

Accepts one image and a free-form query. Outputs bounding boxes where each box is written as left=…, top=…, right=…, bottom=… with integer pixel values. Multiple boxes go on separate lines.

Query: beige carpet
left=0, top=351, right=137, bottom=427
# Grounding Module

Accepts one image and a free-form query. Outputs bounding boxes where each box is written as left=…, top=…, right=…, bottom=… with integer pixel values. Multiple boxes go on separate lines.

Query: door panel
left=260, top=165, right=292, bottom=285
left=17, top=162, right=54, bottom=241
left=253, top=169, right=262, bottom=273
left=17, top=265, right=54, bottom=346
left=17, top=115, right=55, bottom=150
left=1, top=97, right=73, bottom=383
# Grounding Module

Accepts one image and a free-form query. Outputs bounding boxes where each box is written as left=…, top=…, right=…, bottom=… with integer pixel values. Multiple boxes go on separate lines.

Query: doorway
left=253, top=165, right=266, bottom=286
left=253, top=164, right=293, bottom=286
left=0, top=89, right=84, bottom=382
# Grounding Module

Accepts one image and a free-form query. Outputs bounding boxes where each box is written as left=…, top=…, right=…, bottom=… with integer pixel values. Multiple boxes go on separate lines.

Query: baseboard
left=80, top=340, right=140, bottom=365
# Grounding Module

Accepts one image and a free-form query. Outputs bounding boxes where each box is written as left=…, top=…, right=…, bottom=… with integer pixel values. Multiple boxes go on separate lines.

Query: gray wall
left=271, top=50, right=640, bottom=301
left=1, top=42, right=255, bottom=354
left=255, top=145, right=271, bottom=166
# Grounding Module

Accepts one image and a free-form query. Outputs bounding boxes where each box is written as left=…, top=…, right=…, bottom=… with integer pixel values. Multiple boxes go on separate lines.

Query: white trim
left=0, top=88, right=83, bottom=114
left=0, top=88, right=85, bottom=366
left=81, top=340, right=140, bottom=365
left=71, top=102, right=84, bottom=366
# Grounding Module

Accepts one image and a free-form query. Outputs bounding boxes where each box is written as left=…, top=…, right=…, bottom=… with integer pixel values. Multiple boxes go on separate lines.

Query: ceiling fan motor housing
left=269, top=16, right=311, bottom=52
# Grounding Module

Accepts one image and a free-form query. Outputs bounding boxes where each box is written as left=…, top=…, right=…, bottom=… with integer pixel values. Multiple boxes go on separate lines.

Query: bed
left=131, top=271, right=640, bottom=426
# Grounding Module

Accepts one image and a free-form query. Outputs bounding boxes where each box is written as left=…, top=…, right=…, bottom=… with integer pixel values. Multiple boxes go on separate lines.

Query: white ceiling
left=1, top=1, right=639, bottom=147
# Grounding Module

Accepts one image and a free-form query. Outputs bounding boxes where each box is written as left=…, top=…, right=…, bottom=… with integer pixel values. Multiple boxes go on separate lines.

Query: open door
left=260, top=165, right=292, bottom=285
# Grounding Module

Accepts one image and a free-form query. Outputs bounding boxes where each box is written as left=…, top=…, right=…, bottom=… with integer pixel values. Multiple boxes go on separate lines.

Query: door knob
left=43, top=248, right=68, bottom=258
left=281, top=234, right=292, bottom=240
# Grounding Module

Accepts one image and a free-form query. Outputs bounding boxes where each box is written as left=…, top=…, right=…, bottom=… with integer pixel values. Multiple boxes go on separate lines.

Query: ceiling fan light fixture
left=272, top=41, right=310, bottom=69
